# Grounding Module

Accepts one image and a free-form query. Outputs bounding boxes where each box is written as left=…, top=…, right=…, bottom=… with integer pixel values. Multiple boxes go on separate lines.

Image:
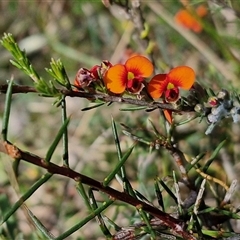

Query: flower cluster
left=74, top=60, right=112, bottom=90
left=74, top=55, right=196, bottom=123
left=175, top=4, right=208, bottom=33
left=195, top=90, right=240, bottom=135
left=104, top=55, right=153, bottom=94
left=147, top=66, right=195, bottom=123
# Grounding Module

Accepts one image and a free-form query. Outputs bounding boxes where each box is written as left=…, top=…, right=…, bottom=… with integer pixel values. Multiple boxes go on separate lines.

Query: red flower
left=74, top=61, right=112, bottom=89
left=148, top=66, right=195, bottom=123
left=103, top=55, right=153, bottom=94
left=91, top=60, right=112, bottom=79
left=175, top=5, right=208, bottom=33
left=74, top=68, right=94, bottom=89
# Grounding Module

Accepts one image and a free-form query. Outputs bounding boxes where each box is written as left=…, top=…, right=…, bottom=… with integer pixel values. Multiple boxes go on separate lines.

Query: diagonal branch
left=0, top=140, right=196, bottom=240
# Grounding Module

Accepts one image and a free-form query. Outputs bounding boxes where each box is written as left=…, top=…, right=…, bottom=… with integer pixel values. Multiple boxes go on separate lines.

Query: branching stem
left=0, top=140, right=196, bottom=240
left=0, top=84, right=195, bottom=112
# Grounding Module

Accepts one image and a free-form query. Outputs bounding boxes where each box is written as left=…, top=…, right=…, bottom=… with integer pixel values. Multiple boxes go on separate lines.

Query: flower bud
left=194, top=104, right=204, bottom=113
left=217, top=89, right=229, bottom=100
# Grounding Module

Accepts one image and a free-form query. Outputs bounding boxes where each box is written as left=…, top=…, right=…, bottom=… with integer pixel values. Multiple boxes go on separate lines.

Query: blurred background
left=0, top=1, right=240, bottom=239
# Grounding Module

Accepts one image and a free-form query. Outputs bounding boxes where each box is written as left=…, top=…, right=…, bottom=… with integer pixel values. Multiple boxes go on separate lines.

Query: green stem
left=1, top=173, right=52, bottom=224
left=55, top=199, right=114, bottom=240
left=88, top=189, right=112, bottom=238
left=138, top=207, right=156, bottom=239
left=2, top=79, right=13, bottom=141
left=103, top=144, right=135, bottom=187
left=61, top=97, right=69, bottom=166
left=45, top=118, right=70, bottom=162
left=76, top=182, right=92, bottom=210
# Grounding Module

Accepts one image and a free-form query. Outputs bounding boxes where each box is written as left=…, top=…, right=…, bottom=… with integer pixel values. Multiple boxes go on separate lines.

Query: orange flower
left=103, top=55, right=153, bottom=94
left=175, top=5, right=207, bottom=33
left=148, top=66, right=195, bottom=102
left=148, top=66, right=195, bottom=123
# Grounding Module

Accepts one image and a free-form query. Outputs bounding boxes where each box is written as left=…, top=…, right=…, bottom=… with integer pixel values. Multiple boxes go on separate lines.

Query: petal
left=196, top=5, right=208, bottom=17
left=125, top=55, right=153, bottom=77
left=175, top=9, right=202, bottom=32
left=103, top=65, right=127, bottom=94
left=175, top=10, right=193, bottom=29
left=90, top=65, right=100, bottom=79
left=74, top=68, right=93, bottom=88
left=167, top=66, right=195, bottom=90
left=163, top=110, right=173, bottom=124
left=191, top=23, right=202, bottom=33
left=147, top=74, right=167, bottom=99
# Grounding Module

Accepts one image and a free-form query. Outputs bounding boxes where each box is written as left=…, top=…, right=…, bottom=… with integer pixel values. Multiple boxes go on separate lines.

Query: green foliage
left=45, top=59, right=71, bottom=90
left=1, top=33, right=41, bottom=82
left=34, top=79, right=60, bottom=97
left=1, top=1, right=240, bottom=240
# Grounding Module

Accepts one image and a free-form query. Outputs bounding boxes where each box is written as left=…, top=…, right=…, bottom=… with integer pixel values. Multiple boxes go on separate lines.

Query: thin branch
left=0, top=140, right=196, bottom=240
left=0, top=84, right=195, bottom=112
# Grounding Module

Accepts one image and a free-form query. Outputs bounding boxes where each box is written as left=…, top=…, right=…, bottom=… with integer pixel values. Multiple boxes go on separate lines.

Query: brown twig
left=0, top=84, right=195, bottom=112
left=1, top=140, right=196, bottom=240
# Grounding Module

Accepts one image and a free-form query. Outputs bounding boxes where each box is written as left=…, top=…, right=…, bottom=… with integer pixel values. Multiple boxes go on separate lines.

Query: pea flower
left=74, top=60, right=112, bottom=89
left=74, top=68, right=94, bottom=89
left=175, top=5, right=207, bottom=33
left=147, top=66, right=195, bottom=123
left=91, top=60, right=112, bottom=80
left=103, top=55, right=153, bottom=94
left=148, top=66, right=195, bottom=102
